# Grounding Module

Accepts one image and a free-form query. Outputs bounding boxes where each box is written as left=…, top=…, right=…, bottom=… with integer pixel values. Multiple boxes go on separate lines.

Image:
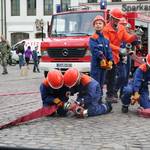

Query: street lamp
left=35, top=19, right=44, bottom=41
left=39, top=19, right=44, bottom=41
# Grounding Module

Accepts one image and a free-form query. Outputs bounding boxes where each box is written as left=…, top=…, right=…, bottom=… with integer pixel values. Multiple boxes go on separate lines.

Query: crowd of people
left=39, top=8, right=150, bottom=118
left=16, top=43, right=40, bottom=72
left=1, top=8, right=150, bottom=118
left=0, top=37, right=40, bottom=75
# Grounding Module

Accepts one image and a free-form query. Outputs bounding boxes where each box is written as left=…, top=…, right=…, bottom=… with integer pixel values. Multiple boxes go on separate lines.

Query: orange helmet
left=119, top=18, right=128, bottom=26
left=146, top=54, right=150, bottom=66
left=92, top=15, right=105, bottom=26
left=64, top=68, right=80, bottom=88
left=110, top=8, right=123, bottom=20
left=47, top=69, right=64, bottom=89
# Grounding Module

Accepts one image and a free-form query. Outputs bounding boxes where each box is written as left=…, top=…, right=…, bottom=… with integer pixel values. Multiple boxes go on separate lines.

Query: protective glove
left=107, top=61, right=113, bottom=69
left=53, top=98, right=64, bottom=107
left=131, top=92, right=140, bottom=105
left=100, top=59, right=107, bottom=68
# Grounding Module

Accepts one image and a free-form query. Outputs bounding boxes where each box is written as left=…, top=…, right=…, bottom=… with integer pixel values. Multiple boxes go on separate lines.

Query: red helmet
left=47, top=69, right=64, bottom=89
left=92, top=15, right=105, bottom=26
left=64, top=68, right=80, bottom=88
left=119, top=18, right=128, bottom=26
left=146, top=54, right=150, bottom=66
left=110, top=8, right=123, bottom=20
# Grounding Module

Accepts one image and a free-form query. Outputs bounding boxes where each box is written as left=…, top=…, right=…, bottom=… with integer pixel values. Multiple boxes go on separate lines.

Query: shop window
left=27, top=0, right=36, bottom=16
left=61, top=0, right=70, bottom=11
left=44, top=0, right=53, bottom=15
left=11, top=0, right=20, bottom=16
left=11, top=32, right=29, bottom=45
left=35, top=32, right=46, bottom=39
left=88, top=0, right=97, bottom=3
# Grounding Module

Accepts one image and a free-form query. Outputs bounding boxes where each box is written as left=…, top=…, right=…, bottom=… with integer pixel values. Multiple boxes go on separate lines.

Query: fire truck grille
left=47, top=48, right=87, bottom=58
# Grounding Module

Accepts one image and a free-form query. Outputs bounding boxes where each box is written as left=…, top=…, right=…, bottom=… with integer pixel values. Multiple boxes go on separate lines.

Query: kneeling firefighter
left=63, top=68, right=112, bottom=118
left=121, top=54, right=150, bottom=116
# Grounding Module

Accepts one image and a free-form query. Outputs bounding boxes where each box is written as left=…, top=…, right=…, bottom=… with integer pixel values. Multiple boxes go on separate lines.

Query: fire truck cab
left=39, top=9, right=109, bottom=77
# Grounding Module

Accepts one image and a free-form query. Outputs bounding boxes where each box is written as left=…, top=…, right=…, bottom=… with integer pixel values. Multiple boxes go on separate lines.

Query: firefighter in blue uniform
left=40, top=69, right=69, bottom=116
left=121, top=54, right=150, bottom=113
left=63, top=68, right=112, bottom=117
left=89, top=15, right=113, bottom=99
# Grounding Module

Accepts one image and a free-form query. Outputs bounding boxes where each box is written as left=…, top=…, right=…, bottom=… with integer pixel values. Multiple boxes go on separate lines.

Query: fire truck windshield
left=51, top=11, right=104, bottom=37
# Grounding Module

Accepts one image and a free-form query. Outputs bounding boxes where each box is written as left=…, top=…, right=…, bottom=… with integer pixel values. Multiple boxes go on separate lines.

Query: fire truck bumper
left=39, top=62, right=90, bottom=73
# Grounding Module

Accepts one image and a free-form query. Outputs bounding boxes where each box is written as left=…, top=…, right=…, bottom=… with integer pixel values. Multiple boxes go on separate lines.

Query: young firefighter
left=113, top=18, right=129, bottom=99
left=89, top=15, right=113, bottom=100
left=40, top=69, right=69, bottom=116
left=121, top=54, right=150, bottom=113
left=103, top=8, right=138, bottom=103
left=63, top=68, right=112, bottom=118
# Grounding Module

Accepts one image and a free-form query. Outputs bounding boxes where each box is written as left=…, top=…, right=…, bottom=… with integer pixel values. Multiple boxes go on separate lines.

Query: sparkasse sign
left=122, top=3, right=150, bottom=12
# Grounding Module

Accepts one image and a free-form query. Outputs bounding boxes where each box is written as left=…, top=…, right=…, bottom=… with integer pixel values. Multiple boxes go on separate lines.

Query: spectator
left=25, top=46, right=32, bottom=68
left=32, top=46, right=40, bottom=72
left=0, top=35, right=11, bottom=75
left=16, top=41, right=25, bottom=69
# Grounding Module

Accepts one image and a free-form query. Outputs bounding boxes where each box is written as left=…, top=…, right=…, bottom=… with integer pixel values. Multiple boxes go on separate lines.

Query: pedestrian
left=0, top=35, right=11, bottom=75
left=16, top=41, right=25, bottom=69
left=121, top=53, right=150, bottom=113
left=25, top=46, right=32, bottom=68
left=103, top=8, right=138, bottom=103
left=32, top=46, right=40, bottom=72
left=40, top=69, right=69, bottom=116
left=89, top=15, right=113, bottom=101
left=37, top=49, right=41, bottom=64
left=63, top=68, right=112, bottom=118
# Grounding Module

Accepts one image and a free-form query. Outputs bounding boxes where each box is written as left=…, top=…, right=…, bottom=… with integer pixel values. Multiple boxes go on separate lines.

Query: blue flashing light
left=100, top=0, right=107, bottom=10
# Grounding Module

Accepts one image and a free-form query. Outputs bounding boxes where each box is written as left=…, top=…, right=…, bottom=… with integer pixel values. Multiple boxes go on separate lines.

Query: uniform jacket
left=103, top=23, right=137, bottom=64
left=132, top=63, right=150, bottom=93
left=70, top=74, right=101, bottom=107
left=89, top=32, right=113, bottom=71
left=40, top=79, right=69, bottom=106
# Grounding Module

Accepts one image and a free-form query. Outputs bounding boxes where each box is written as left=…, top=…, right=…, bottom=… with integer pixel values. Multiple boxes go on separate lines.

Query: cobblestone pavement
left=0, top=65, right=150, bottom=150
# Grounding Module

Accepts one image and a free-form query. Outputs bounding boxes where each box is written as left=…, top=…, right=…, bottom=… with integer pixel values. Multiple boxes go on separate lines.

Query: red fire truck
left=39, top=8, right=149, bottom=77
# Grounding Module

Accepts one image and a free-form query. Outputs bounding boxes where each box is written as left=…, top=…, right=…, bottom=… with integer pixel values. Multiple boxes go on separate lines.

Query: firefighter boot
left=122, top=105, right=128, bottom=113
left=105, top=102, right=112, bottom=113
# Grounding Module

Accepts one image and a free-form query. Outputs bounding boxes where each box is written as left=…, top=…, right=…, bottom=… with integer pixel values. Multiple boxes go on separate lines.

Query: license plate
left=56, top=63, right=72, bottom=68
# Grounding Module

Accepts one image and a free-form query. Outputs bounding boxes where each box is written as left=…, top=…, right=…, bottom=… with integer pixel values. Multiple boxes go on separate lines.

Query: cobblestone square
left=0, top=65, right=150, bottom=150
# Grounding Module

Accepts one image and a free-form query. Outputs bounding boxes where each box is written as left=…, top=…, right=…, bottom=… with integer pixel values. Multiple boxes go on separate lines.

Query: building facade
left=0, top=0, right=150, bottom=45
